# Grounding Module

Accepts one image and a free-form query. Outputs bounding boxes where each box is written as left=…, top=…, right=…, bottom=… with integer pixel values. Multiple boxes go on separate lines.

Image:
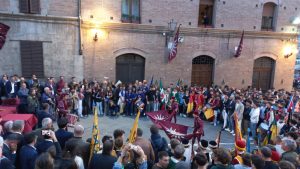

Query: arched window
left=261, top=2, right=277, bottom=31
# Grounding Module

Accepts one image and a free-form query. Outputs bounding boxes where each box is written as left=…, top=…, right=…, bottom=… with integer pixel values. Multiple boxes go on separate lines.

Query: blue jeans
left=227, top=113, right=234, bottom=131
left=94, top=101, right=103, bottom=115
left=250, top=122, right=257, bottom=139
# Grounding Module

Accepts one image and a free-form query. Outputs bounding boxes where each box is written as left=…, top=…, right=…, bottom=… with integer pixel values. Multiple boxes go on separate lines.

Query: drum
left=66, top=114, right=78, bottom=126
left=204, top=108, right=214, bottom=121
left=136, top=100, right=145, bottom=111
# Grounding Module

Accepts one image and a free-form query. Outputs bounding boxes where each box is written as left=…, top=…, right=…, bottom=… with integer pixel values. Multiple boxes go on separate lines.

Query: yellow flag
left=89, top=107, right=100, bottom=161
left=128, top=110, right=141, bottom=143
left=270, top=123, right=277, bottom=143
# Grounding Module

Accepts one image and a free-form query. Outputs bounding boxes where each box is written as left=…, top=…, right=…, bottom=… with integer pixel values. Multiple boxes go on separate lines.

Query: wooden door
left=252, top=57, right=274, bottom=90
left=191, top=55, right=214, bottom=86
left=116, top=54, right=145, bottom=83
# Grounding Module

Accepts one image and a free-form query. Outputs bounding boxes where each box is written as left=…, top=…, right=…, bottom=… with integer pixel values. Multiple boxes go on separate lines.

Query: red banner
left=0, top=22, right=10, bottom=49
left=146, top=110, right=173, bottom=128
left=158, top=120, right=194, bottom=141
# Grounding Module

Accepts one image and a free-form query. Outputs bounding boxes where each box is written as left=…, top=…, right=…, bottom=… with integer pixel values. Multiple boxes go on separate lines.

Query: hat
left=182, top=139, right=190, bottom=148
left=199, top=140, right=208, bottom=150
left=209, top=140, right=218, bottom=149
left=271, top=150, right=280, bottom=162
left=235, top=139, right=246, bottom=153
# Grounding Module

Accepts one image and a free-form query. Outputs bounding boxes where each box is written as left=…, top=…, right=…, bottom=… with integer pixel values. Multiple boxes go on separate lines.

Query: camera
left=41, top=130, right=51, bottom=136
left=129, top=144, right=139, bottom=151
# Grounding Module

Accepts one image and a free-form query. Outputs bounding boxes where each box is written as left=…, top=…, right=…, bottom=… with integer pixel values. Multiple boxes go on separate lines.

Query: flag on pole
left=154, top=79, right=158, bottom=87
left=186, top=95, right=194, bottom=114
left=89, top=107, right=100, bottom=162
left=146, top=110, right=173, bottom=128
left=158, top=120, right=193, bottom=141
left=159, top=78, right=166, bottom=109
left=0, top=22, right=10, bottom=49
left=287, top=96, right=294, bottom=113
left=246, top=128, right=251, bottom=153
left=168, top=25, right=181, bottom=62
left=148, top=75, right=154, bottom=88
left=128, top=110, right=141, bottom=143
left=234, top=30, right=244, bottom=58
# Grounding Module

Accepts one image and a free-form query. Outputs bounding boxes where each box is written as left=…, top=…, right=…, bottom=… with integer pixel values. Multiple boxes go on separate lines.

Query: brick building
left=0, top=0, right=299, bottom=90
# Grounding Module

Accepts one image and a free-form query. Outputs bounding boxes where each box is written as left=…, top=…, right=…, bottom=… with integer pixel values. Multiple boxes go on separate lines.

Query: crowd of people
left=0, top=74, right=299, bottom=169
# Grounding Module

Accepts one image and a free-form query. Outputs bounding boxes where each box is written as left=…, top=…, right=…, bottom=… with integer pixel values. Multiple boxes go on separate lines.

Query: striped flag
left=168, top=25, right=181, bottom=62
left=234, top=30, right=244, bottom=57
left=0, top=22, right=10, bottom=49
left=128, top=110, right=141, bottom=143
left=89, top=107, right=100, bottom=162
left=287, top=96, right=294, bottom=113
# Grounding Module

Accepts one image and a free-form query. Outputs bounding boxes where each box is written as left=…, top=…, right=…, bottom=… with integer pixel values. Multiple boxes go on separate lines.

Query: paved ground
left=65, top=114, right=235, bottom=148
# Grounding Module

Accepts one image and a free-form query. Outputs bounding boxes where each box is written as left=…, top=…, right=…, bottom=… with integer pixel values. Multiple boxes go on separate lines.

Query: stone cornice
left=0, top=12, right=78, bottom=25
left=82, top=21, right=298, bottom=40
left=0, top=13, right=297, bottom=40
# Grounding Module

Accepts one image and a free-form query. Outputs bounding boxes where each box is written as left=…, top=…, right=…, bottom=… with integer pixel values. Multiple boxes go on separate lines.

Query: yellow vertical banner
left=128, top=110, right=141, bottom=143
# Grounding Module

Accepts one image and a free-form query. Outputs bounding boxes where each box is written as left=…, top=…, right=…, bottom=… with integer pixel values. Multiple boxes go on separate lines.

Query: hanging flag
left=234, top=30, right=244, bottom=58
left=89, top=107, right=101, bottom=162
left=234, top=112, right=242, bottom=141
left=176, top=78, right=181, bottom=87
left=168, top=25, right=181, bottom=62
left=0, top=22, right=10, bottom=49
left=186, top=95, right=194, bottom=114
left=128, top=110, right=141, bottom=143
left=158, top=120, right=193, bottom=141
left=148, top=75, right=154, bottom=88
left=246, top=128, right=251, bottom=153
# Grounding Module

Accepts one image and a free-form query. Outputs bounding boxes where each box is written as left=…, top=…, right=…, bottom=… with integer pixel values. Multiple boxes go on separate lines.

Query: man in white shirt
left=250, top=101, right=260, bottom=140
left=235, top=96, right=244, bottom=134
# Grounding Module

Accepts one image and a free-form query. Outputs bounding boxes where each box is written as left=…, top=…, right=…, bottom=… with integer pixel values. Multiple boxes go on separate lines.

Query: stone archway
left=252, top=57, right=275, bottom=90
left=116, top=53, right=145, bottom=83
left=191, top=55, right=215, bottom=86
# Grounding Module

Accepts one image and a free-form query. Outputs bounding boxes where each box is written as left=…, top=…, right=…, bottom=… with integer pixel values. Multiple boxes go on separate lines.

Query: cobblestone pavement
left=64, top=114, right=236, bottom=149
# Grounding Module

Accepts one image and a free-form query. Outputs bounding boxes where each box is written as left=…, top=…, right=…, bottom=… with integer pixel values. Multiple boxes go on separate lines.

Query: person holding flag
left=192, top=111, right=204, bottom=148
left=168, top=96, right=179, bottom=123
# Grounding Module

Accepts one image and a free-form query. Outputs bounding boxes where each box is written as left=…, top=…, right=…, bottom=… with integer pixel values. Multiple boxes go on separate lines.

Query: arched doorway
left=191, top=55, right=214, bottom=86
left=116, top=53, right=145, bottom=83
left=252, top=57, right=275, bottom=90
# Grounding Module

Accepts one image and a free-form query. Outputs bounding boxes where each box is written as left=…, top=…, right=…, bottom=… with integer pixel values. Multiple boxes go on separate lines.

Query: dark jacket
left=55, top=129, right=74, bottom=149
left=2, top=143, right=16, bottom=164
left=88, top=154, right=117, bottom=169
left=65, top=137, right=90, bottom=168
left=150, top=134, right=169, bottom=162
left=210, top=164, right=234, bottom=169
left=20, top=145, right=38, bottom=169
left=36, top=140, right=62, bottom=156
left=36, top=110, right=54, bottom=128
left=0, top=157, right=15, bottom=169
